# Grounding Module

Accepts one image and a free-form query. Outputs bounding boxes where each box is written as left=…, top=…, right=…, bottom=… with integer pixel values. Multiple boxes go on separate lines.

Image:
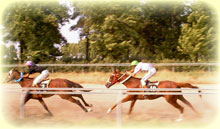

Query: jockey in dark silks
left=23, top=61, right=49, bottom=87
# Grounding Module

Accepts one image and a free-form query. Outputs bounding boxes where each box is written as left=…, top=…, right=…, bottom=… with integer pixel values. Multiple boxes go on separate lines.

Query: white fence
left=1, top=63, right=219, bottom=67
left=3, top=87, right=220, bottom=94
left=3, top=87, right=220, bottom=126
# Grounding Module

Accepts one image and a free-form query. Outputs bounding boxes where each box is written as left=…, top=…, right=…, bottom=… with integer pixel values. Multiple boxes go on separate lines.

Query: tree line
left=1, top=0, right=217, bottom=64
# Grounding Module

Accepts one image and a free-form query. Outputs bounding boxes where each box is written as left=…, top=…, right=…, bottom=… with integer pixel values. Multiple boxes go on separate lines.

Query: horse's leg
left=128, top=99, right=137, bottom=115
left=72, top=94, right=93, bottom=107
left=21, top=90, right=32, bottom=118
left=24, top=93, right=31, bottom=104
left=166, top=98, right=184, bottom=122
left=38, top=98, right=53, bottom=116
left=59, top=95, right=89, bottom=112
left=178, top=95, right=200, bottom=114
left=107, top=95, right=133, bottom=114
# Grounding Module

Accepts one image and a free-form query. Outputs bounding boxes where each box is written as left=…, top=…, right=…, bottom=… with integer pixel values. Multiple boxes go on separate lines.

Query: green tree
left=2, top=1, right=70, bottom=63
left=71, top=0, right=191, bottom=62
left=71, top=0, right=145, bottom=62
left=61, top=43, right=85, bottom=63
left=70, top=15, right=92, bottom=62
left=140, top=1, right=191, bottom=60
left=178, top=2, right=217, bottom=62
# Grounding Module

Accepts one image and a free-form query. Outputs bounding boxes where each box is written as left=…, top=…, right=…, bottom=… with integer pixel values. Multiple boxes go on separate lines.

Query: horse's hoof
left=87, top=108, right=93, bottom=112
left=107, top=108, right=112, bottom=114
left=175, top=118, right=183, bottom=122
left=175, top=114, right=183, bottom=122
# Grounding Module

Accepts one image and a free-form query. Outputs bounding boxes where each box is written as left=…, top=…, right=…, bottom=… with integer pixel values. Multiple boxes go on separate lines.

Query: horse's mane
left=25, top=77, right=34, bottom=80
left=129, top=75, right=141, bottom=80
left=13, top=68, right=34, bottom=80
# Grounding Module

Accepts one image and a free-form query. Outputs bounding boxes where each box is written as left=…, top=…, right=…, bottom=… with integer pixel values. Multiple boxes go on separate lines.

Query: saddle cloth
left=39, top=79, right=51, bottom=88
left=146, top=80, right=159, bottom=88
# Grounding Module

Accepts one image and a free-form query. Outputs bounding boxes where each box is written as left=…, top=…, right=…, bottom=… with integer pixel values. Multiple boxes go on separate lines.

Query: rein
left=117, top=72, right=131, bottom=84
left=14, top=72, right=23, bottom=82
left=120, top=75, right=131, bottom=84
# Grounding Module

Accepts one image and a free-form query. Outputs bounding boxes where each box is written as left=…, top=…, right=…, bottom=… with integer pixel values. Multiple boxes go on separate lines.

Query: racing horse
left=6, top=68, right=93, bottom=116
left=105, top=70, right=202, bottom=121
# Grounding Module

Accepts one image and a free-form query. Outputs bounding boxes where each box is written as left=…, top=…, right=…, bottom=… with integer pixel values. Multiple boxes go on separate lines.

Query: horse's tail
left=80, top=89, right=92, bottom=92
left=70, top=81, right=92, bottom=92
left=176, top=83, right=202, bottom=98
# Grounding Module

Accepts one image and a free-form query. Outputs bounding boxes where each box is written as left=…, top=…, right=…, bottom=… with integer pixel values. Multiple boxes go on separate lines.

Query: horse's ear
left=113, top=67, right=116, bottom=72
left=115, top=69, right=119, bottom=73
left=12, top=67, right=19, bottom=72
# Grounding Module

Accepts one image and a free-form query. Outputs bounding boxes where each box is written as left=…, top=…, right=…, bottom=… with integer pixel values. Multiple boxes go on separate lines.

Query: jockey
left=23, top=61, right=49, bottom=87
left=129, top=60, right=157, bottom=88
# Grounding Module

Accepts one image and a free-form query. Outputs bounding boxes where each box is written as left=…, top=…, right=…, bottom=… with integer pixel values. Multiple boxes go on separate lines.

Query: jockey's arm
left=127, top=69, right=137, bottom=77
left=23, top=73, right=30, bottom=78
left=127, top=68, right=134, bottom=74
left=23, top=67, right=32, bottom=77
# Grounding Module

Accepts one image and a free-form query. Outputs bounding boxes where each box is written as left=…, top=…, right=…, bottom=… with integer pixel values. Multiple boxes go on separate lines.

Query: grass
left=1, top=70, right=218, bottom=84
left=49, top=70, right=218, bottom=84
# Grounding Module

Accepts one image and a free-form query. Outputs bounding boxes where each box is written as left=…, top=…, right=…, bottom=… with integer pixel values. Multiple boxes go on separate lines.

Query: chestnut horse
left=105, top=70, right=202, bottom=121
left=6, top=68, right=92, bottom=116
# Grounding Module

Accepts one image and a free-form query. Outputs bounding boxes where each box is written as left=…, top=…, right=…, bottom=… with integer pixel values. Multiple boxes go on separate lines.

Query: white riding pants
left=141, top=68, right=156, bottom=86
left=33, top=70, right=49, bottom=85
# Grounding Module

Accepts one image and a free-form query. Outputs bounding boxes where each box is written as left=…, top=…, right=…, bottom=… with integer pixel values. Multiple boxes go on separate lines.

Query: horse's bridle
left=108, top=72, right=131, bottom=85
left=14, top=72, right=24, bottom=82
left=8, top=69, right=23, bottom=82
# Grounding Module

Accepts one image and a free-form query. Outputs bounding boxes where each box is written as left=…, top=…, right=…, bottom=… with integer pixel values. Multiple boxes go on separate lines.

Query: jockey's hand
left=126, top=71, right=133, bottom=75
left=23, top=73, right=30, bottom=78
left=126, top=71, right=136, bottom=77
left=131, top=73, right=136, bottom=77
left=128, top=72, right=136, bottom=77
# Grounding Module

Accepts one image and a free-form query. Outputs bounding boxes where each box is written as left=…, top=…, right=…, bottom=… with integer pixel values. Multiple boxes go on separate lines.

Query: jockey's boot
left=145, top=80, right=150, bottom=88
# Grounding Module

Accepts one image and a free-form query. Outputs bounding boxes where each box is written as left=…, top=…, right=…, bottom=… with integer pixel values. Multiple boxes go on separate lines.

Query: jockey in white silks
left=130, top=60, right=157, bottom=88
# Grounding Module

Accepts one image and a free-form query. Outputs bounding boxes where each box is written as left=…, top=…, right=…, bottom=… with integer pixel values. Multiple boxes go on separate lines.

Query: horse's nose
left=4, top=77, right=11, bottom=83
left=105, top=82, right=111, bottom=88
left=5, top=74, right=13, bottom=83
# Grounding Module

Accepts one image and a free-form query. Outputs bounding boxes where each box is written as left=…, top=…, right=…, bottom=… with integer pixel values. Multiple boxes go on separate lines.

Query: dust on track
left=1, top=83, right=219, bottom=128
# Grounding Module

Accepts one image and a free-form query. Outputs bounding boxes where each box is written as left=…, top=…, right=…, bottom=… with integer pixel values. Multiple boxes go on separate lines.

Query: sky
left=59, top=0, right=80, bottom=44
left=0, top=0, right=80, bottom=48
left=59, top=18, right=80, bottom=44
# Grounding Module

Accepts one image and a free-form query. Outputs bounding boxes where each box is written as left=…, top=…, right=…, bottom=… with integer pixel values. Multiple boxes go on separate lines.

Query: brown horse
left=105, top=70, right=202, bottom=121
left=6, top=68, right=92, bottom=116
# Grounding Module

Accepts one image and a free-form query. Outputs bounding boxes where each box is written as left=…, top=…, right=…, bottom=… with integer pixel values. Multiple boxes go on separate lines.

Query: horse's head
left=6, top=68, right=20, bottom=82
left=105, top=69, right=123, bottom=88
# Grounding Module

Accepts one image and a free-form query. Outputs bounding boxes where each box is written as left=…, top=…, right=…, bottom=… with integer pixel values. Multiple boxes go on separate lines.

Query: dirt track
left=1, top=83, right=219, bottom=128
